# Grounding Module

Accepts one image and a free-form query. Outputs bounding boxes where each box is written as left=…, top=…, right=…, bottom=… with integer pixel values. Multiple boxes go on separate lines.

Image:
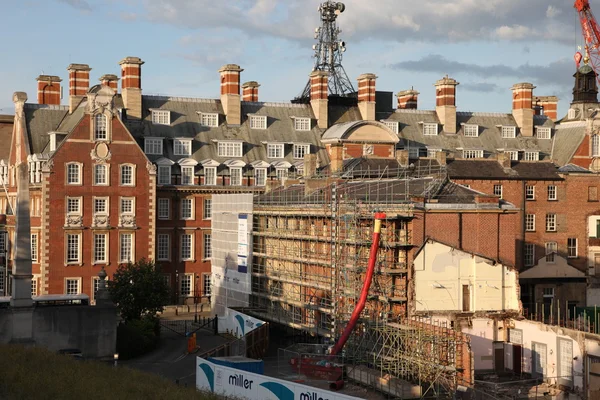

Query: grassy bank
left=0, top=345, right=220, bottom=400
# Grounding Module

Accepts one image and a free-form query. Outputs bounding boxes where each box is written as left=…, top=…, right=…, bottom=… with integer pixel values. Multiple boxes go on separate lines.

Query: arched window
left=94, top=114, right=107, bottom=141
left=593, top=135, right=600, bottom=157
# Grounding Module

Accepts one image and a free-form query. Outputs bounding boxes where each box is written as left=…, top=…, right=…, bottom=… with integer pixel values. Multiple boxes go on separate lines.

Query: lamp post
left=175, top=270, right=179, bottom=315
left=195, top=275, right=199, bottom=323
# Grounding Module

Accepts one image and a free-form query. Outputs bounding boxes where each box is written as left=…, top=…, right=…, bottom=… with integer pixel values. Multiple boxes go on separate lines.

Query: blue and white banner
left=218, top=308, right=265, bottom=337
left=238, top=214, right=250, bottom=273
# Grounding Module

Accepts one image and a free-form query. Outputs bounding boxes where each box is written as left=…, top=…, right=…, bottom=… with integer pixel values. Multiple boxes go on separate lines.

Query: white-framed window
left=120, top=197, right=135, bottom=215
left=526, top=185, right=535, bottom=200
left=94, top=114, right=107, bottom=141
left=202, top=273, right=211, bottom=297
left=568, top=108, right=577, bottom=119
left=204, top=167, right=217, bottom=186
left=545, top=242, right=557, bottom=263
left=92, top=276, right=100, bottom=303
left=230, top=167, right=242, bottom=186
left=593, top=135, right=600, bottom=157
left=180, top=234, right=193, bottom=261
left=463, top=150, right=483, bottom=159
left=423, top=123, right=438, bottom=136
left=536, top=127, right=551, bottom=139
left=542, top=287, right=555, bottom=298
left=526, top=214, right=536, bottom=232
left=93, top=233, right=107, bottom=264
left=218, top=142, right=243, bottom=157
left=501, top=126, right=516, bottom=138
left=427, top=149, right=441, bottom=158
left=66, top=163, right=81, bottom=185
left=66, top=197, right=81, bottom=215
left=119, top=233, right=133, bottom=263
left=66, top=234, right=81, bottom=264
left=383, top=121, right=399, bottom=134
left=157, top=234, right=170, bottom=261
left=204, top=233, right=212, bottom=259
left=93, top=164, right=108, bottom=186
left=249, top=115, right=267, bottom=129
left=180, top=273, right=193, bottom=297
left=181, top=166, right=194, bottom=185
left=408, top=147, right=423, bottom=159
left=181, top=198, right=193, bottom=220
left=548, top=185, right=557, bottom=201
left=144, top=138, right=163, bottom=155
left=151, top=110, right=170, bottom=125
left=31, top=277, right=37, bottom=297
left=203, top=198, right=212, bottom=219
left=293, top=144, right=310, bottom=160
left=158, top=166, right=171, bottom=185
left=276, top=168, right=288, bottom=182
left=546, top=214, right=557, bottom=232
left=463, top=124, right=478, bottom=137
left=294, top=117, right=311, bottom=131
left=200, top=113, right=219, bottom=127
left=505, top=151, right=519, bottom=161
left=524, top=151, right=540, bottom=161
left=255, top=168, right=266, bottom=186
left=174, top=139, right=192, bottom=156
left=568, top=238, right=578, bottom=258
left=65, top=278, right=81, bottom=295
left=524, top=243, right=535, bottom=267
left=267, top=143, right=284, bottom=159
left=120, top=164, right=135, bottom=186
left=31, top=233, right=38, bottom=262
left=493, top=184, right=503, bottom=198
left=158, top=198, right=170, bottom=220
left=94, top=197, right=108, bottom=215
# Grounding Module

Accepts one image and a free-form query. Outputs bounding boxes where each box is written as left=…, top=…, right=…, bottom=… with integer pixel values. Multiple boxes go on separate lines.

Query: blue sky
left=0, top=0, right=596, bottom=117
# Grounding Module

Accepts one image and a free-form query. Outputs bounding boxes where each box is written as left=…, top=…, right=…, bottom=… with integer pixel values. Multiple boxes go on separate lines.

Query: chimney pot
left=36, top=75, right=62, bottom=105
left=242, top=81, right=260, bottom=102
left=100, top=74, right=119, bottom=93
left=397, top=88, right=419, bottom=109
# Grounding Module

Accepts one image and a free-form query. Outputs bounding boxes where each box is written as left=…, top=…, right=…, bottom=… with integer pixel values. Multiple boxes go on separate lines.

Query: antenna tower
left=293, top=1, right=356, bottom=103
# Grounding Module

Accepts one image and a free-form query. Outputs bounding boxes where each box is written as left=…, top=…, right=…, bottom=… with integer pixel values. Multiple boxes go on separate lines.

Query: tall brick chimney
left=511, top=83, right=535, bottom=137
left=219, top=64, right=243, bottom=125
left=435, top=75, right=459, bottom=134
left=357, top=73, right=377, bottom=121
left=37, top=75, right=62, bottom=105
left=304, top=153, right=317, bottom=179
left=533, top=95, right=558, bottom=121
left=310, top=70, right=329, bottom=129
left=241, top=81, right=260, bottom=102
left=397, top=88, right=419, bottom=109
left=67, top=64, right=91, bottom=113
left=119, top=56, right=144, bottom=120
left=100, top=74, right=119, bottom=93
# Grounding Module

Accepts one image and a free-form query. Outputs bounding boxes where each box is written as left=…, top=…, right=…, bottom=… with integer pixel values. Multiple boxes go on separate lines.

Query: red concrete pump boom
left=575, top=0, right=600, bottom=83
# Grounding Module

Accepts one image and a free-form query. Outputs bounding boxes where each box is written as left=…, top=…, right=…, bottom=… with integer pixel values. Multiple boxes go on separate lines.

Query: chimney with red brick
left=533, top=95, right=558, bottom=121
left=100, top=74, right=119, bottom=93
left=397, top=88, right=419, bottom=109
left=241, top=81, right=260, bottom=102
left=511, top=83, right=535, bottom=137
left=37, top=75, right=62, bottom=105
left=435, top=75, right=459, bottom=134
left=310, top=70, right=329, bottom=129
left=219, top=64, right=243, bottom=125
left=67, top=64, right=91, bottom=113
left=119, top=56, right=144, bottom=120
left=357, top=73, right=377, bottom=121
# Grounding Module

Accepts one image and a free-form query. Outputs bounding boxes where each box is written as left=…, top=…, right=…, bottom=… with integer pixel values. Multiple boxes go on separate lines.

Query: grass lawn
left=0, top=345, right=221, bottom=400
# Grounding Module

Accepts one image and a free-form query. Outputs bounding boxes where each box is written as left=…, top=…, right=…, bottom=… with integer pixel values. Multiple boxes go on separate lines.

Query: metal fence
left=277, top=343, right=344, bottom=383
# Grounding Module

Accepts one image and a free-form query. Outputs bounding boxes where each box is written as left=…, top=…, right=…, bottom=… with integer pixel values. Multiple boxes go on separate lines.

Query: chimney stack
left=304, top=153, right=317, bottom=179
left=119, top=56, right=144, bottom=120
left=497, top=152, right=512, bottom=169
left=357, top=73, right=377, bottom=121
left=435, top=75, right=459, bottom=134
left=67, top=64, right=91, bottom=113
left=533, top=95, right=558, bottom=121
left=329, top=144, right=343, bottom=173
left=395, top=149, right=409, bottom=167
left=100, top=74, right=119, bottom=93
left=37, top=75, right=62, bottom=106
left=511, top=83, right=535, bottom=137
left=310, top=70, right=329, bottom=129
left=397, top=88, right=419, bottom=109
left=435, top=151, right=447, bottom=166
left=241, top=81, right=260, bottom=102
left=219, top=64, right=243, bottom=125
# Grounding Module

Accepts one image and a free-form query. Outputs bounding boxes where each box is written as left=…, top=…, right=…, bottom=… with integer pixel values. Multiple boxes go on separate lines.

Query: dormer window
left=536, top=127, right=551, bottom=139
left=524, top=151, right=540, bottom=161
left=383, top=121, right=399, bottom=134
left=151, top=110, right=170, bottom=125
left=217, top=141, right=243, bottom=157
left=174, top=139, right=192, bottom=156
left=249, top=115, right=267, bottom=130
left=505, top=150, right=519, bottom=161
left=229, top=167, right=242, bottom=186
left=423, top=123, right=438, bottom=136
left=199, top=112, right=219, bottom=127
left=501, top=126, right=516, bottom=138
left=463, top=149, right=484, bottom=159
left=293, top=144, right=310, bottom=160
left=94, top=114, right=107, bottom=141
left=568, top=108, right=577, bottom=119
left=463, top=124, right=478, bottom=137
left=293, top=117, right=311, bottom=131
left=427, top=148, right=441, bottom=158
left=144, top=138, right=163, bottom=155
left=267, top=143, right=284, bottom=159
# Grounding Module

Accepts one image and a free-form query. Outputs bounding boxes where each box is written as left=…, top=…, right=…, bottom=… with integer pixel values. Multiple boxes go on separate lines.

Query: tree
left=108, top=259, right=170, bottom=322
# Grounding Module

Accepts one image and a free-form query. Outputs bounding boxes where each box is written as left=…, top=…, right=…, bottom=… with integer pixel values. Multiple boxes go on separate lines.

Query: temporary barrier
left=218, top=308, right=264, bottom=338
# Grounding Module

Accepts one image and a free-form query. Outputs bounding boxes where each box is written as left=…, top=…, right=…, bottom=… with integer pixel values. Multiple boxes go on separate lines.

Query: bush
left=117, top=316, right=161, bottom=360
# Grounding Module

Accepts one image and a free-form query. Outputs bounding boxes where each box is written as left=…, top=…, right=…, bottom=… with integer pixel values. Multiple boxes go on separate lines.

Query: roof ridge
left=24, top=104, right=69, bottom=111
left=143, top=95, right=218, bottom=104
left=243, top=101, right=308, bottom=108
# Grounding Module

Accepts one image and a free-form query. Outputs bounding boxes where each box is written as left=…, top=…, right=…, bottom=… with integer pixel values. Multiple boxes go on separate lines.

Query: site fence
left=277, top=343, right=344, bottom=383
left=524, top=302, right=600, bottom=335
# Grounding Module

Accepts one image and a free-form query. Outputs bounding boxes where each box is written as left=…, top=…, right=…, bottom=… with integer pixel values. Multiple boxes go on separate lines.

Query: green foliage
left=117, top=316, right=161, bottom=360
left=108, top=258, right=170, bottom=322
left=0, top=345, right=222, bottom=400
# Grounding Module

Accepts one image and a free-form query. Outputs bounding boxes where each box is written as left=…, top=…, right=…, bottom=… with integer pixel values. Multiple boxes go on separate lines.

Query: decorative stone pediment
left=119, top=215, right=136, bottom=229
left=92, top=215, right=109, bottom=228
left=65, top=215, right=83, bottom=228
left=87, top=86, right=116, bottom=114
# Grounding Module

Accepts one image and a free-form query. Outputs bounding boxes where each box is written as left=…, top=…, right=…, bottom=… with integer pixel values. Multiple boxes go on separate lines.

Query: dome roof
left=579, top=64, right=594, bottom=74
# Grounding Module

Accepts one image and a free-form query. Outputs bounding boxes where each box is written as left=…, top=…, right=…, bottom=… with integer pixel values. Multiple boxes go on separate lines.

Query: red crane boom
left=575, top=0, right=600, bottom=83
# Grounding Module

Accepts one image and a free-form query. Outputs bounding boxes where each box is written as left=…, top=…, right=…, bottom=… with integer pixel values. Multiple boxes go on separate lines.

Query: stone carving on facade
left=86, top=86, right=115, bottom=115
left=42, top=159, right=54, bottom=173
left=119, top=215, right=136, bottom=228
left=90, top=142, right=112, bottom=163
left=146, top=161, right=157, bottom=175
left=92, top=215, right=109, bottom=228
left=65, top=215, right=83, bottom=228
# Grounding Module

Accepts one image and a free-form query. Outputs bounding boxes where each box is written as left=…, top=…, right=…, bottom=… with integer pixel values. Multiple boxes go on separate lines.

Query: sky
left=0, top=0, right=597, bottom=117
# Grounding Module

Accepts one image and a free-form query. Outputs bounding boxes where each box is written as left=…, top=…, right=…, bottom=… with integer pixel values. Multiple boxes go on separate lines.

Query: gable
left=322, top=121, right=399, bottom=144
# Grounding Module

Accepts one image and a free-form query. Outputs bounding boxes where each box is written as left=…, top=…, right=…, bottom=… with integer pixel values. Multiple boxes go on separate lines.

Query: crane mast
left=575, top=0, right=600, bottom=83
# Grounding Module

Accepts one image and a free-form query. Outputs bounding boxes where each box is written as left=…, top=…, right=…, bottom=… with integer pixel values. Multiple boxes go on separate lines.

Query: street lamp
left=195, top=275, right=200, bottom=323
left=175, top=270, right=179, bottom=315
left=113, top=353, right=119, bottom=368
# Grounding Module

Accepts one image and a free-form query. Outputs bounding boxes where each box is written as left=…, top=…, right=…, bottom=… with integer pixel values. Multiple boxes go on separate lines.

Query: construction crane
left=574, top=0, right=600, bottom=80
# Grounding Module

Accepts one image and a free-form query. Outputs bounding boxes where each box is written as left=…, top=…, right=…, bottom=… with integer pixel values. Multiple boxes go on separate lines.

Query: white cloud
left=494, top=25, right=535, bottom=41
left=546, top=5, right=561, bottom=18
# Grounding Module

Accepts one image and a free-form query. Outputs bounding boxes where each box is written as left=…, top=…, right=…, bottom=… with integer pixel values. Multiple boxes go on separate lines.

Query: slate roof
left=23, top=104, right=68, bottom=154
left=558, top=163, right=592, bottom=173
left=0, top=116, right=13, bottom=161
left=551, top=121, right=587, bottom=166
